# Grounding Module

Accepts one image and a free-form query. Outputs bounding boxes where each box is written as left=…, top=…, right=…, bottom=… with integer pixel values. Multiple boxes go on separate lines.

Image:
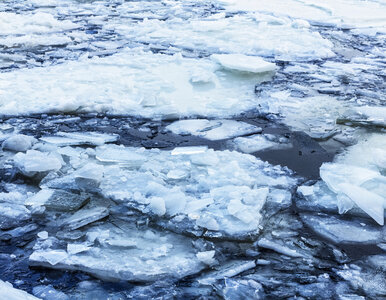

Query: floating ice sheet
left=0, top=49, right=271, bottom=118
left=301, top=214, right=383, bottom=244
left=30, top=223, right=205, bottom=282
left=211, top=54, right=276, bottom=73
left=166, top=119, right=262, bottom=141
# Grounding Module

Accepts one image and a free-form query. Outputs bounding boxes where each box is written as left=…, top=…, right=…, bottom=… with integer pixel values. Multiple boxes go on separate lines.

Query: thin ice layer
left=0, top=49, right=271, bottom=118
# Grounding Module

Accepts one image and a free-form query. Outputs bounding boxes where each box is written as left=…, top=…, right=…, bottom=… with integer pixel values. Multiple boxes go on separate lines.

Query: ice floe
left=30, top=222, right=205, bottom=282
left=0, top=49, right=272, bottom=118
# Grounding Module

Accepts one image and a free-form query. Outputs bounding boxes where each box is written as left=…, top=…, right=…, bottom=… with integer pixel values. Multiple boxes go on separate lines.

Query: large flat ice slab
left=301, top=214, right=383, bottom=244
left=0, top=49, right=272, bottom=119
left=30, top=223, right=205, bottom=282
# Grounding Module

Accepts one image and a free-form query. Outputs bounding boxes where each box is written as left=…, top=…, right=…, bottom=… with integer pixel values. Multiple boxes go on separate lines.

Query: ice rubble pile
left=0, top=133, right=298, bottom=281
left=298, top=134, right=386, bottom=226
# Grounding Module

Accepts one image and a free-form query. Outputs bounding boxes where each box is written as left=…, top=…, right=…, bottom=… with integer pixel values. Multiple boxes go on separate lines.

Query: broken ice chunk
left=30, top=223, right=205, bottom=282
left=320, top=163, right=385, bottom=225
left=61, top=207, right=109, bottom=230
left=36, top=189, right=89, bottom=212
left=0, top=280, right=40, bottom=300
left=230, top=134, right=291, bottom=153
left=40, top=131, right=119, bottom=146
left=301, top=214, right=382, bottom=244
left=212, top=54, right=276, bottom=74
left=196, top=250, right=216, bottom=265
left=96, top=145, right=147, bottom=167
left=337, top=106, right=386, bottom=128
left=257, top=238, right=303, bottom=258
left=13, top=150, right=63, bottom=175
left=30, top=250, right=69, bottom=266
left=171, top=146, right=208, bottom=155
left=0, top=202, right=31, bottom=230
left=198, top=260, right=256, bottom=285
left=167, top=119, right=262, bottom=141
left=2, top=134, right=37, bottom=152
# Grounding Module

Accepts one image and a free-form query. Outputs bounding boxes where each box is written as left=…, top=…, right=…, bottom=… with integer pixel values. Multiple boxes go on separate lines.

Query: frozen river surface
left=0, top=0, right=385, bottom=299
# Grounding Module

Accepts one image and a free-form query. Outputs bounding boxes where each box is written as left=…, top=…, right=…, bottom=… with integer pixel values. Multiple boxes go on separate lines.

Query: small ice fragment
left=37, top=231, right=48, bottom=240
left=13, top=150, right=63, bottom=174
left=196, top=250, right=216, bottom=265
left=198, top=260, right=256, bottom=285
left=62, top=207, right=109, bottom=230
left=67, top=243, right=91, bottom=255
left=96, top=146, right=146, bottom=167
left=257, top=238, right=303, bottom=257
left=30, top=250, right=68, bottom=266
left=212, top=54, right=276, bottom=74
left=149, top=197, right=166, bottom=216
left=2, top=134, right=37, bottom=152
left=167, top=119, right=262, bottom=141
